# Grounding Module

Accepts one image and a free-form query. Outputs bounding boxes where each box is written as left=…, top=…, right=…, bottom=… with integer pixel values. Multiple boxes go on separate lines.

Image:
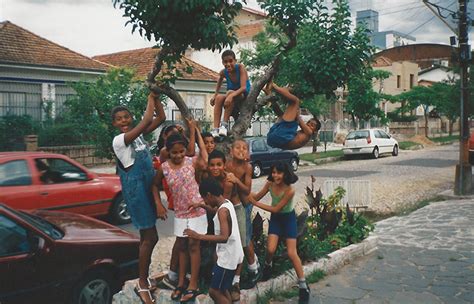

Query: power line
left=406, top=0, right=457, bottom=35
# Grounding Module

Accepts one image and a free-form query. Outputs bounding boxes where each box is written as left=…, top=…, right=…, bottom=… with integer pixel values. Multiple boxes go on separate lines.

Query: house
left=93, top=48, right=219, bottom=122
left=372, top=56, right=419, bottom=114
left=0, top=21, right=109, bottom=120
left=418, top=65, right=458, bottom=84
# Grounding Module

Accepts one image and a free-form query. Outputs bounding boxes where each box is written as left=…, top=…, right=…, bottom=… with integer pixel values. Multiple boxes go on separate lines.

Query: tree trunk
left=449, top=120, right=453, bottom=136
left=424, top=113, right=429, bottom=138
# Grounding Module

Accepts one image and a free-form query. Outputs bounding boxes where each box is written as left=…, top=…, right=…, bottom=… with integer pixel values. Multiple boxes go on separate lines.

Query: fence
left=322, top=179, right=371, bottom=210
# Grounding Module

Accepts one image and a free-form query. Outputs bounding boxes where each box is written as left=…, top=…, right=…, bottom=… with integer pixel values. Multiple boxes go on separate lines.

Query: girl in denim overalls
left=112, top=92, right=166, bottom=304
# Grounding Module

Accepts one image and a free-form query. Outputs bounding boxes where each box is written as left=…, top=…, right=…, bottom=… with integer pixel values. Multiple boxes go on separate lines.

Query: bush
left=38, top=123, right=90, bottom=146
left=387, top=112, right=418, bottom=122
left=0, top=115, right=38, bottom=151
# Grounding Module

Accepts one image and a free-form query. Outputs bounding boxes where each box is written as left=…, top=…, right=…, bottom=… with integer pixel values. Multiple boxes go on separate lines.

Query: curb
left=438, top=189, right=474, bottom=200
left=112, top=236, right=378, bottom=304
left=402, top=144, right=424, bottom=151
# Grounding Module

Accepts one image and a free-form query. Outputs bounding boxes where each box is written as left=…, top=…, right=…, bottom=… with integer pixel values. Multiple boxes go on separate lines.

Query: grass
left=257, top=270, right=325, bottom=304
left=300, top=150, right=344, bottom=162
left=429, top=135, right=459, bottom=143
left=398, top=141, right=419, bottom=150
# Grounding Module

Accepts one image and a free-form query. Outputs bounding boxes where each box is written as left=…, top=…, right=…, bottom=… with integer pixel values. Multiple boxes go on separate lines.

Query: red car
left=0, top=152, right=130, bottom=224
left=0, top=203, right=139, bottom=304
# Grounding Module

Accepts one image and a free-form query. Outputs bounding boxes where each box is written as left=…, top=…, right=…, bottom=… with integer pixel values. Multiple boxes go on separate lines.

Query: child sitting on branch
left=210, top=49, right=250, bottom=137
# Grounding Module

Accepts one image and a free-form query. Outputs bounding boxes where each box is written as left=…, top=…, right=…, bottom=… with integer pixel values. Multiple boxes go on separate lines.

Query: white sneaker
left=218, top=125, right=228, bottom=136
left=211, top=128, right=219, bottom=137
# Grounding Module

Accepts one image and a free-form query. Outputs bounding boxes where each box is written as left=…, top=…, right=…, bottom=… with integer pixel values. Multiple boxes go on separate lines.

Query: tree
left=241, top=1, right=373, bottom=114
left=64, top=67, right=150, bottom=159
left=396, top=85, right=436, bottom=137
left=113, top=0, right=372, bottom=145
left=346, top=69, right=388, bottom=129
left=431, top=81, right=459, bottom=136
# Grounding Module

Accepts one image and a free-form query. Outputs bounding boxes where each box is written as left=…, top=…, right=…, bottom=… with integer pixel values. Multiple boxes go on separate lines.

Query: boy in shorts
left=185, top=178, right=244, bottom=304
left=264, top=81, right=321, bottom=150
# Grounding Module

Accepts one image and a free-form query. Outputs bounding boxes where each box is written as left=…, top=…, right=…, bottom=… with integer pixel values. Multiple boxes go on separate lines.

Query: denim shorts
left=117, top=149, right=157, bottom=230
left=268, top=210, right=297, bottom=239
left=210, top=265, right=235, bottom=291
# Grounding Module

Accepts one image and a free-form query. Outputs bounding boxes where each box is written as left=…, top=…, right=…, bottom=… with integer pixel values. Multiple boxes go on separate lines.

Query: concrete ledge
left=403, top=144, right=424, bottom=151
left=112, top=236, right=378, bottom=304
left=438, top=189, right=474, bottom=200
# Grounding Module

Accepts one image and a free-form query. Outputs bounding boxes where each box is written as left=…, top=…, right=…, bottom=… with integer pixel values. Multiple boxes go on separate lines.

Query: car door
left=35, top=157, right=108, bottom=217
left=251, top=139, right=272, bottom=170
left=0, top=159, right=41, bottom=210
left=0, top=214, right=42, bottom=303
left=375, top=130, right=390, bottom=153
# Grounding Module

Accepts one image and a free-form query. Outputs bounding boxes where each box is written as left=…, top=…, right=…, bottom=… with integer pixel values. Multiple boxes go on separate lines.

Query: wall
left=38, top=145, right=113, bottom=167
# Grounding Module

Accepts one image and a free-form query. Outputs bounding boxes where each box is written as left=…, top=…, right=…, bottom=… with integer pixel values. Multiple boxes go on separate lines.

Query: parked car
left=342, top=129, right=399, bottom=159
left=0, top=152, right=130, bottom=224
left=469, top=132, right=474, bottom=165
left=246, top=137, right=299, bottom=178
left=0, top=203, right=139, bottom=304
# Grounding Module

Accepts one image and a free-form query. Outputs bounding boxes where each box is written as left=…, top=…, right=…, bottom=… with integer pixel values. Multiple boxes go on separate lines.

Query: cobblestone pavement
left=282, top=199, right=474, bottom=304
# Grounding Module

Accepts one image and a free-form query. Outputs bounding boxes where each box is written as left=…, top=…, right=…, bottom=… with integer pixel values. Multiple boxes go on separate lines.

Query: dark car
left=0, top=204, right=139, bottom=304
left=246, top=137, right=299, bottom=178
left=0, top=152, right=130, bottom=225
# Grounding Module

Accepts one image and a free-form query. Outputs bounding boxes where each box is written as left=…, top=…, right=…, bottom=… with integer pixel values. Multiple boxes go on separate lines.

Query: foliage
left=38, top=122, right=88, bottom=147
left=398, top=141, right=419, bottom=150
left=299, top=150, right=344, bottom=162
left=386, top=112, right=418, bottom=122
left=241, top=0, right=373, bottom=116
left=113, top=0, right=243, bottom=83
left=0, top=115, right=38, bottom=151
left=346, top=69, right=388, bottom=123
left=62, top=67, right=152, bottom=159
left=429, top=135, right=459, bottom=143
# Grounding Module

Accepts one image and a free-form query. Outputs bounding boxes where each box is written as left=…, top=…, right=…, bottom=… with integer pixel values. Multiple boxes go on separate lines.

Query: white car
left=343, top=129, right=399, bottom=159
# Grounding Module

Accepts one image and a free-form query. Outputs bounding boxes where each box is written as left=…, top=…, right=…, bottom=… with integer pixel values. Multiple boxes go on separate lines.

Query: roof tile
left=0, top=21, right=108, bottom=71
left=93, top=48, right=219, bottom=82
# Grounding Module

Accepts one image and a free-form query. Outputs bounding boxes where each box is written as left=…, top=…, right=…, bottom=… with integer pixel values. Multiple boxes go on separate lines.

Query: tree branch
left=146, top=46, right=193, bottom=121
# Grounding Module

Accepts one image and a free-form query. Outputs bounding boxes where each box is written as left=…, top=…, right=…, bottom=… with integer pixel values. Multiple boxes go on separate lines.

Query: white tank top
left=214, top=200, right=244, bottom=270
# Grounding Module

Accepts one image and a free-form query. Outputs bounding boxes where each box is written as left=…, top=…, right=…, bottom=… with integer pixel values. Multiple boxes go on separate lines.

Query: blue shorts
left=267, top=120, right=298, bottom=149
left=268, top=210, right=297, bottom=239
left=210, top=265, right=235, bottom=291
left=245, top=204, right=253, bottom=245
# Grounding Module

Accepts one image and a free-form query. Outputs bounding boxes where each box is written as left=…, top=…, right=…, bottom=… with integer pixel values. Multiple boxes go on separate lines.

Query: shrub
left=0, top=115, right=38, bottom=151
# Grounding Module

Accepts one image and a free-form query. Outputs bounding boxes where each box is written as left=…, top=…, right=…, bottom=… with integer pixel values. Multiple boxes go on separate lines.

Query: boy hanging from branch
left=264, top=80, right=321, bottom=150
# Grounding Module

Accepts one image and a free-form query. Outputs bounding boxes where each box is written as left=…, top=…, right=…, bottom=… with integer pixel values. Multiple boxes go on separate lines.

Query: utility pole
left=454, top=0, right=472, bottom=195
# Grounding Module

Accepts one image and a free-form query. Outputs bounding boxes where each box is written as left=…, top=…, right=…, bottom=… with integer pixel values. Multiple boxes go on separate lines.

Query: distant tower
left=356, top=9, right=379, bottom=33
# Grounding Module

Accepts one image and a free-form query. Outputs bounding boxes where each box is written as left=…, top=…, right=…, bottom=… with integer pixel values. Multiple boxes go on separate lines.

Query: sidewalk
left=281, top=197, right=474, bottom=303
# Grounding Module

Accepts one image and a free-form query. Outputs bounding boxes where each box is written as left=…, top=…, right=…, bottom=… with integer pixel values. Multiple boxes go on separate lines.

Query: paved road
left=282, top=199, right=474, bottom=304
left=116, top=144, right=459, bottom=237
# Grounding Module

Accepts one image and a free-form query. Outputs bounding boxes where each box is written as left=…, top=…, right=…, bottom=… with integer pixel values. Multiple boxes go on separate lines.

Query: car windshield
left=346, top=130, right=369, bottom=140
left=16, top=210, right=64, bottom=240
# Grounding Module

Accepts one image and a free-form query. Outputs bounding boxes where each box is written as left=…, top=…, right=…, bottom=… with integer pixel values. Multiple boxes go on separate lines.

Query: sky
left=0, top=0, right=472, bottom=58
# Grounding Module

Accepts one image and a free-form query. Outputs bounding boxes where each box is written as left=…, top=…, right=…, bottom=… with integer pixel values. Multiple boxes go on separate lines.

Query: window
left=346, top=130, right=369, bottom=140
left=374, top=130, right=383, bottom=139
left=397, top=75, right=401, bottom=88
left=252, top=140, right=267, bottom=152
left=379, top=130, right=390, bottom=139
left=0, top=160, right=32, bottom=186
left=0, top=215, right=30, bottom=257
left=410, top=74, right=414, bottom=88
left=35, top=158, right=87, bottom=183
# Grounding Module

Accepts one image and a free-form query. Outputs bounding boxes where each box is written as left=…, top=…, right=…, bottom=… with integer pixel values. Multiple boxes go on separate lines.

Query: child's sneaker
left=210, top=128, right=219, bottom=138
left=298, top=287, right=310, bottom=303
left=230, top=283, right=240, bottom=302
left=218, top=125, right=227, bottom=136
